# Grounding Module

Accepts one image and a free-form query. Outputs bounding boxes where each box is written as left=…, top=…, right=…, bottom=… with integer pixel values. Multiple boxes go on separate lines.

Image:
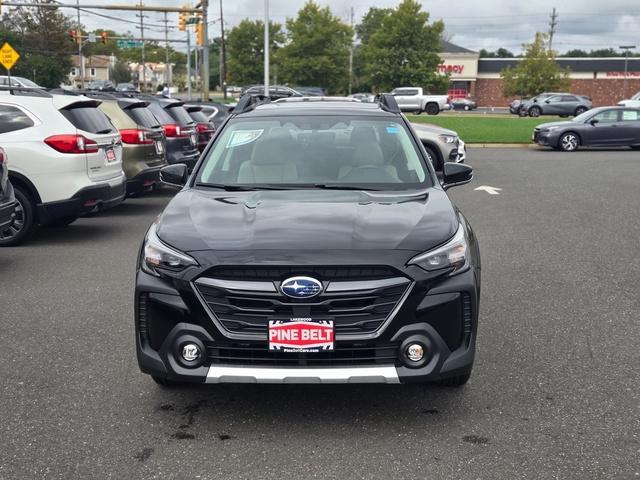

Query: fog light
left=181, top=343, right=201, bottom=362
left=406, top=343, right=424, bottom=362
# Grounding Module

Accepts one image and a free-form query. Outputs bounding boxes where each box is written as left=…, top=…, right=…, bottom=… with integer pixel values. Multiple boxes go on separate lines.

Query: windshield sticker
left=226, top=129, right=264, bottom=148
left=386, top=125, right=399, bottom=134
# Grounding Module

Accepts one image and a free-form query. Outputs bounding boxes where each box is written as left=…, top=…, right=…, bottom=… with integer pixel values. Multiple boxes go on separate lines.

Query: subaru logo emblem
left=280, top=276, right=323, bottom=299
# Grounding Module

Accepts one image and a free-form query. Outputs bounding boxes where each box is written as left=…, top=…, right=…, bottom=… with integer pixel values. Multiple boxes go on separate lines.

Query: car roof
left=234, top=99, right=397, bottom=118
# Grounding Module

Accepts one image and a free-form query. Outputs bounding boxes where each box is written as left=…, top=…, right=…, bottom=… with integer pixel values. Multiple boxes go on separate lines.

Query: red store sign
left=438, top=64, right=465, bottom=74
left=606, top=71, right=640, bottom=77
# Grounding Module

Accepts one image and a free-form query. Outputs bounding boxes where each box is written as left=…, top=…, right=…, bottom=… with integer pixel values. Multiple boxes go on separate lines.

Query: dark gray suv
left=520, top=93, right=592, bottom=118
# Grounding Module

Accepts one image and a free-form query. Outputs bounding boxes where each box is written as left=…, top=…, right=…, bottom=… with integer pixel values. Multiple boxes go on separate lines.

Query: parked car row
left=0, top=86, right=226, bottom=246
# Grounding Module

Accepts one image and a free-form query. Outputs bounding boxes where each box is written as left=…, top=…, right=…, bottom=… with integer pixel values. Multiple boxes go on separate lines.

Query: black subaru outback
left=135, top=94, right=481, bottom=387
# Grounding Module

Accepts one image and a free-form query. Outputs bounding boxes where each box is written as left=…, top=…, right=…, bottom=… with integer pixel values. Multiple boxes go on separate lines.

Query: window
left=592, top=110, right=619, bottom=123
left=197, top=115, right=431, bottom=189
left=90, top=68, right=97, bottom=77
left=561, top=95, right=577, bottom=102
left=124, top=105, right=161, bottom=128
left=621, top=110, right=640, bottom=121
left=546, top=96, right=562, bottom=103
left=392, top=89, right=419, bottom=96
left=0, top=105, right=35, bottom=134
left=60, top=104, right=115, bottom=134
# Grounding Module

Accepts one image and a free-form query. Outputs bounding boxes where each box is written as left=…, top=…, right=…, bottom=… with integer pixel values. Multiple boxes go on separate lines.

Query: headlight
left=438, top=134, right=458, bottom=144
left=141, top=220, right=198, bottom=276
left=408, top=223, right=468, bottom=274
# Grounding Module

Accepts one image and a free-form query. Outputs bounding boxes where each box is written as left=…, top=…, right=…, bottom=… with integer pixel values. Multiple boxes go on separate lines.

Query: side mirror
left=589, top=118, right=599, bottom=126
left=442, top=162, right=473, bottom=190
left=160, top=163, right=189, bottom=187
left=545, top=99, right=551, bottom=104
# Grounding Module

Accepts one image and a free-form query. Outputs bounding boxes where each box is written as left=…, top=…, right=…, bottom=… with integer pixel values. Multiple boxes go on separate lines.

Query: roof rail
left=378, top=93, right=400, bottom=114
left=0, top=86, right=53, bottom=98
left=234, top=94, right=270, bottom=114
left=47, top=88, right=81, bottom=96
left=78, top=90, right=119, bottom=100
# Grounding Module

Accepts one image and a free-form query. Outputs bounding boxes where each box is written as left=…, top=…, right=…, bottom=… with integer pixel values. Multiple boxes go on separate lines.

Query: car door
left=393, top=89, right=418, bottom=110
left=560, top=95, right=579, bottom=116
left=541, top=95, right=563, bottom=115
left=583, top=109, right=622, bottom=145
left=618, top=109, right=640, bottom=145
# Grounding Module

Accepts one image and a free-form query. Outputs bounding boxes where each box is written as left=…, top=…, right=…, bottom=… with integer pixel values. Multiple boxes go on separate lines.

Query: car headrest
left=351, top=126, right=377, bottom=145
left=353, top=143, right=384, bottom=166
left=250, top=137, right=288, bottom=165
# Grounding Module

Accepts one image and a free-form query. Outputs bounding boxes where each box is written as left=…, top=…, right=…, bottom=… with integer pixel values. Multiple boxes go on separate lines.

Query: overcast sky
left=70, top=0, right=640, bottom=55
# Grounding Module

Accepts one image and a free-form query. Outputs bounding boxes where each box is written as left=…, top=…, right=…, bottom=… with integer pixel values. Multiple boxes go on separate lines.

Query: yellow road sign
left=0, top=42, right=20, bottom=71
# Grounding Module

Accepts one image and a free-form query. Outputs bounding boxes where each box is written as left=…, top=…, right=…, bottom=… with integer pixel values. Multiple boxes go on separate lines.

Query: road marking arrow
left=474, top=185, right=502, bottom=195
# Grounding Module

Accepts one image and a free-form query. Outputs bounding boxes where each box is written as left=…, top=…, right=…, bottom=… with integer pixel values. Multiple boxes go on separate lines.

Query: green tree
left=276, top=1, right=353, bottom=93
left=501, top=33, right=571, bottom=97
left=110, top=59, right=131, bottom=84
left=561, top=49, right=588, bottom=57
left=479, top=48, right=514, bottom=58
left=353, top=7, right=392, bottom=92
left=1, top=3, right=74, bottom=87
left=226, top=19, right=284, bottom=86
left=359, top=0, right=448, bottom=93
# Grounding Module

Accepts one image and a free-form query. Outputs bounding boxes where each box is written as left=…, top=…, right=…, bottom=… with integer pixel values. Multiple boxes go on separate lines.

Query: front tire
left=425, top=103, right=440, bottom=115
left=0, top=186, right=37, bottom=246
left=529, top=106, right=541, bottom=117
left=575, top=106, right=588, bottom=116
left=423, top=145, right=442, bottom=171
left=559, top=132, right=580, bottom=152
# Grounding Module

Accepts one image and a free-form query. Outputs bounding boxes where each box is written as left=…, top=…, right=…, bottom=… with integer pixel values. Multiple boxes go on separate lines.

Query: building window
left=90, top=68, right=97, bottom=77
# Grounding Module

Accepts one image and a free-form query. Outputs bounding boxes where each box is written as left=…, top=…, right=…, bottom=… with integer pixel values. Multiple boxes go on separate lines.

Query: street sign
left=88, top=33, right=96, bottom=43
left=0, top=42, right=20, bottom=71
left=116, top=39, right=143, bottom=49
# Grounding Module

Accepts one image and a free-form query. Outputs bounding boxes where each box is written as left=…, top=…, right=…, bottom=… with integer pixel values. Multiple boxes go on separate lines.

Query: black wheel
left=425, top=103, right=439, bottom=115
left=0, top=185, right=37, bottom=246
left=559, top=132, right=580, bottom=152
left=529, top=106, right=541, bottom=117
left=518, top=107, right=529, bottom=117
left=438, top=371, right=471, bottom=387
left=464, top=105, right=470, bottom=111
left=48, top=216, right=77, bottom=228
left=574, top=107, right=587, bottom=116
left=423, top=145, right=442, bottom=171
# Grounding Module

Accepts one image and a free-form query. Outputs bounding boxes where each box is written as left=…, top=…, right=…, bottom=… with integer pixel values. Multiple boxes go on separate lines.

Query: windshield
left=196, top=115, right=431, bottom=190
left=632, top=92, right=640, bottom=101
left=15, top=77, right=39, bottom=87
left=573, top=109, right=597, bottom=123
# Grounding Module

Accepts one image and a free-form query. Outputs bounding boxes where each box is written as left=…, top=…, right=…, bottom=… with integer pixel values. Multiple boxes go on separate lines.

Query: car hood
left=411, top=122, right=457, bottom=137
left=536, top=120, right=574, bottom=129
left=157, top=188, right=458, bottom=253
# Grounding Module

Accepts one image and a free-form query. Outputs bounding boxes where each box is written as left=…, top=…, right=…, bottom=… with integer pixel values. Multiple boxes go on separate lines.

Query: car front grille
left=192, top=266, right=412, bottom=337
left=207, top=341, right=400, bottom=366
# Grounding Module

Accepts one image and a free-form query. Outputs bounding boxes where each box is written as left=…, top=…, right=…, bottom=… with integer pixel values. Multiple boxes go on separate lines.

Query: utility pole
left=201, top=0, right=209, bottom=101
left=548, top=7, right=558, bottom=52
left=186, top=27, right=192, bottom=100
left=348, top=6, right=354, bottom=95
left=137, top=0, right=146, bottom=91
left=219, top=0, right=226, bottom=99
left=620, top=45, right=636, bottom=99
left=163, top=11, right=171, bottom=85
left=264, top=0, right=269, bottom=96
left=76, top=0, right=84, bottom=88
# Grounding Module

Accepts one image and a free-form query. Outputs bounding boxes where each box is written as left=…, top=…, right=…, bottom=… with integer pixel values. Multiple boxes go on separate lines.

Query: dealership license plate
left=190, top=133, right=198, bottom=146
left=268, top=319, right=334, bottom=352
left=105, top=147, right=116, bottom=163
left=155, top=140, right=164, bottom=154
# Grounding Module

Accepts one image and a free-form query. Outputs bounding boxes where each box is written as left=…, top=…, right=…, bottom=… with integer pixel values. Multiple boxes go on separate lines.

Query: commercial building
left=439, top=41, right=640, bottom=106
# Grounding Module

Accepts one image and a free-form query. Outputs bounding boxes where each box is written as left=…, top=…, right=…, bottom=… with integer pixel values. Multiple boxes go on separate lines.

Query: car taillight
left=120, top=129, right=154, bottom=145
left=196, top=123, right=214, bottom=134
left=44, top=134, right=99, bottom=154
left=163, top=124, right=186, bottom=138
left=0, top=147, right=6, bottom=165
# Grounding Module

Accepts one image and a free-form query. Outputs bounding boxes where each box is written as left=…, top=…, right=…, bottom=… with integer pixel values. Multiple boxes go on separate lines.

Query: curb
left=466, top=143, right=538, bottom=148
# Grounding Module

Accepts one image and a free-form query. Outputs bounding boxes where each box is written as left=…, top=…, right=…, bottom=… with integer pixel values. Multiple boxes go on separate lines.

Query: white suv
left=0, top=88, right=125, bottom=246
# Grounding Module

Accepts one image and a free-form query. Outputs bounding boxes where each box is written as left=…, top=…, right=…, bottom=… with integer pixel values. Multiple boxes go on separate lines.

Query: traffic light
left=178, top=10, right=188, bottom=31
left=100, top=32, right=108, bottom=44
left=196, top=21, right=204, bottom=47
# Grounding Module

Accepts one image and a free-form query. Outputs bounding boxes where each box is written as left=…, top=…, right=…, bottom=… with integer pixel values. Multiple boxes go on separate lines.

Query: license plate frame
left=155, top=140, right=164, bottom=155
left=268, top=318, right=334, bottom=353
left=105, top=147, right=117, bottom=163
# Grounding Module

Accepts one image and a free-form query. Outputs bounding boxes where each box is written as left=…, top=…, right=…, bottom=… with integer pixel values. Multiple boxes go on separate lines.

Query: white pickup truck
left=390, top=87, right=449, bottom=115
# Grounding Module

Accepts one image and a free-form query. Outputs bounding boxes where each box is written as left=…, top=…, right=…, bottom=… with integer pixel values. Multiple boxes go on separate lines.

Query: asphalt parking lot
left=1, top=147, right=639, bottom=479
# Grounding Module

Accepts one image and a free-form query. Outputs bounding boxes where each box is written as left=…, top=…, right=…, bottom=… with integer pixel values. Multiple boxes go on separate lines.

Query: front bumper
left=135, top=258, right=480, bottom=384
left=36, top=177, right=126, bottom=224
left=532, top=129, right=560, bottom=147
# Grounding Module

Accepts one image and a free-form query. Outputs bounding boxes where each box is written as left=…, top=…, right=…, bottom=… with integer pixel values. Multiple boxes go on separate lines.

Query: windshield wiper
left=195, top=183, right=289, bottom=191
left=96, top=128, right=114, bottom=134
left=309, top=184, right=381, bottom=191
